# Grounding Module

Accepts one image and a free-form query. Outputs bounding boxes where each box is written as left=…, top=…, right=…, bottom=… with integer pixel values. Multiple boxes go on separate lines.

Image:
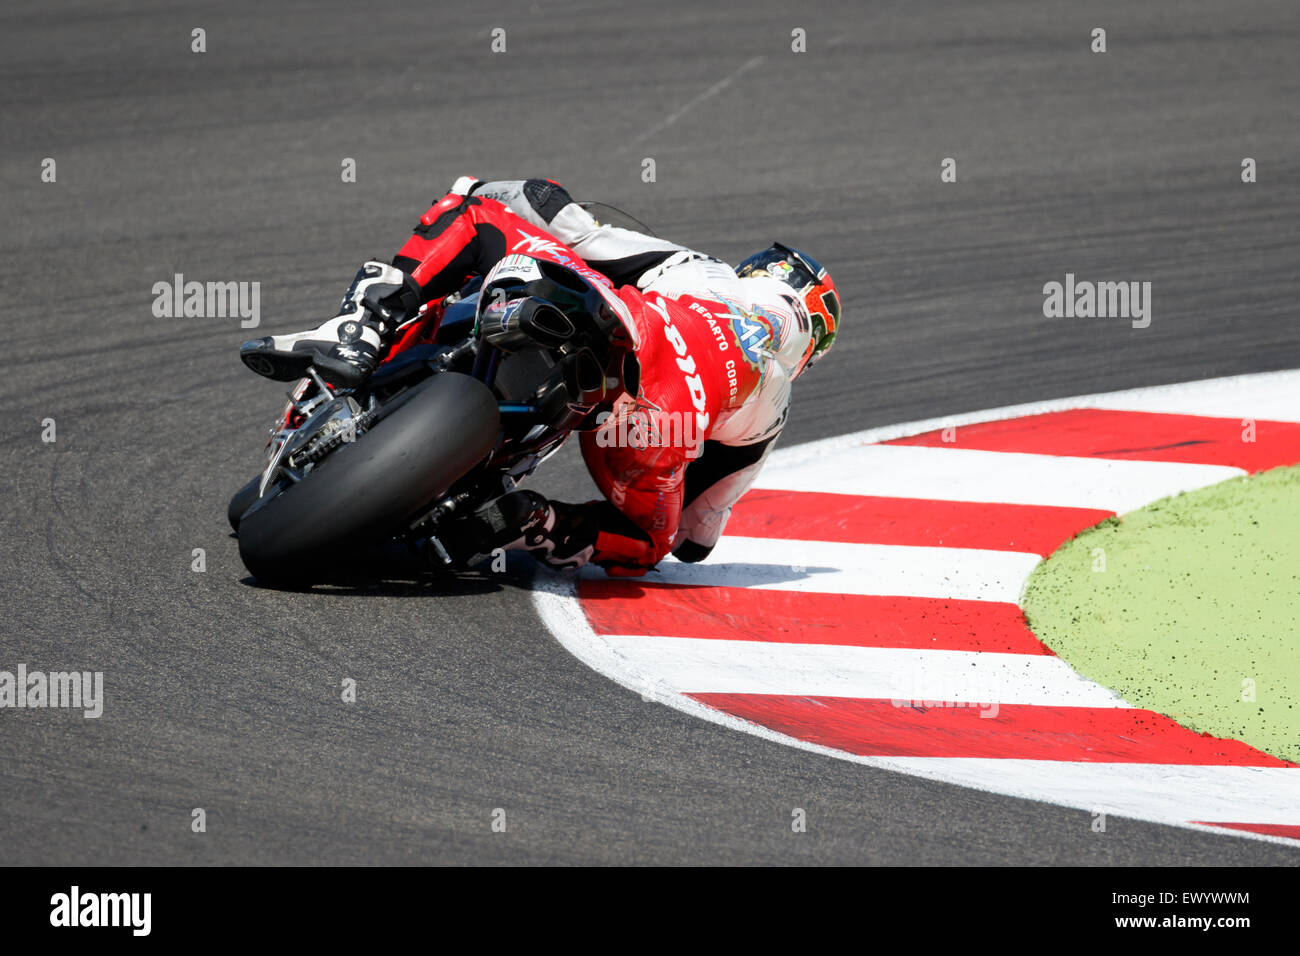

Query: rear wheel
left=227, top=475, right=268, bottom=531
left=236, top=373, right=500, bottom=585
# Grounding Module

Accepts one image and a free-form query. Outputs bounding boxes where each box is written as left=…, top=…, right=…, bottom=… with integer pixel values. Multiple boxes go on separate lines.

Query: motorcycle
left=228, top=268, right=634, bottom=587
left=229, top=203, right=657, bottom=586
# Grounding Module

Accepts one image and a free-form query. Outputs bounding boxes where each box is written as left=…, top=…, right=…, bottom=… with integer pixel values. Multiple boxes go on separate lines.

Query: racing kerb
left=535, top=370, right=1300, bottom=846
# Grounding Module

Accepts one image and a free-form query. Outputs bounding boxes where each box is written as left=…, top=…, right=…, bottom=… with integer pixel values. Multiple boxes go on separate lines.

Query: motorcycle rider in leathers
left=240, top=177, right=841, bottom=577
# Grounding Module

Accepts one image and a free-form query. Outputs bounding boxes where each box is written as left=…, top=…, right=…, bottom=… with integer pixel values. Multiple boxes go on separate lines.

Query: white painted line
left=595, top=634, right=1127, bottom=707
left=1090, top=370, right=1300, bottom=423
left=622, top=56, right=765, bottom=150
left=768, top=369, right=1300, bottom=474
left=881, top=758, right=1300, bottom=827
left=755, top=444, right=1243, bottom=514
left=581, top=536, right=1041, bottom=602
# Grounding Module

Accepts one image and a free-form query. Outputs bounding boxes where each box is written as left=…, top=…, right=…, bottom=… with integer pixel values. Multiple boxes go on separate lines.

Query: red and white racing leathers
left=390, top=177, right=814, bottom=575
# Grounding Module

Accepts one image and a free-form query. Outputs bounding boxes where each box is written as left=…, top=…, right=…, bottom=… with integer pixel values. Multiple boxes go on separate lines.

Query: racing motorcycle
left=228, top=205, right=650, bottom=586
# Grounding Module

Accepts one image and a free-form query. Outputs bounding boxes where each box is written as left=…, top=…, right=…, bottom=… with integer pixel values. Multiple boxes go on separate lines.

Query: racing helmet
left=735, top=243, right=840, bottom=372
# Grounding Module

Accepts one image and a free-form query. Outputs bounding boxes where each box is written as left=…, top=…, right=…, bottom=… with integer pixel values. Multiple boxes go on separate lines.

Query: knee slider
left=523, top=179, right=575, bottom=224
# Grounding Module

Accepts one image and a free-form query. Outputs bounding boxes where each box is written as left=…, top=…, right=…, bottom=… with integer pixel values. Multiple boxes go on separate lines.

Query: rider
left=240, top=177, right=841, bottom=576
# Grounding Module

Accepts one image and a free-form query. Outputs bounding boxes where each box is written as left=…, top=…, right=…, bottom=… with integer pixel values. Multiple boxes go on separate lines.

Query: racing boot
left=240, top=261, right=422, bottom=388
left=446, top=490, right=598, bottom=570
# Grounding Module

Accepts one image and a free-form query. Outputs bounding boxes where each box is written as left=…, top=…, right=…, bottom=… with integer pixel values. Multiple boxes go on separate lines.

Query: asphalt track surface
left=2, top=0, right=1299, bottom=865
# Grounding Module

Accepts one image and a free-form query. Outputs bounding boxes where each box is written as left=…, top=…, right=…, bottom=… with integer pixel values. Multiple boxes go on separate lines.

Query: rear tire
left=236, top=373, right=500, bottom=585
left=227, top=476, right=262, bottom=531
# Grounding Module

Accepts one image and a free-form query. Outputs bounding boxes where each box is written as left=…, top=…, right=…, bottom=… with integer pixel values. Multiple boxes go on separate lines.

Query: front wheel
left=236, top=372, right=500, bottom=585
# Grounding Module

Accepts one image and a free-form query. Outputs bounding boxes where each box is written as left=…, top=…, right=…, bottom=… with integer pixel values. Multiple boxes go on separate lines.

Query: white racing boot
left=240, top=261, right=421, bottom=387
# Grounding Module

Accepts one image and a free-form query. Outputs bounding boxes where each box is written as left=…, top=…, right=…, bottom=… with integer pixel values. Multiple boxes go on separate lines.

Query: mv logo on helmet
left=646, top=296, right=709, bottom=439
